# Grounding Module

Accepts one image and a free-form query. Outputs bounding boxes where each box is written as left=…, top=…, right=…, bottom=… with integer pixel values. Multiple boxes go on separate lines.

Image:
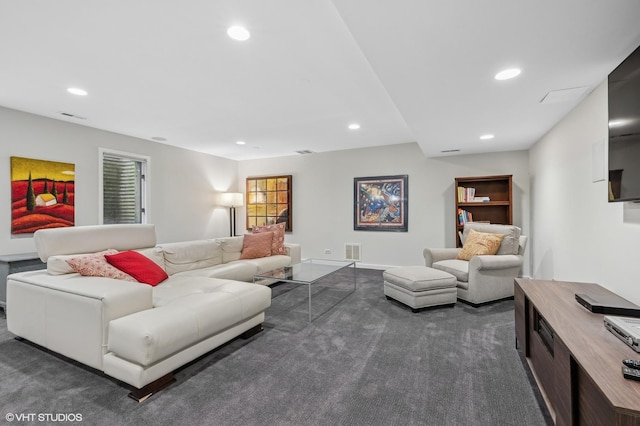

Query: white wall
left=0, top=107, right=238, bottom=255
left=529, top=81, right=640, bottom=305
left=238, top=143, right=530, bottom=273
left=1, top=106, right=531, bottom=276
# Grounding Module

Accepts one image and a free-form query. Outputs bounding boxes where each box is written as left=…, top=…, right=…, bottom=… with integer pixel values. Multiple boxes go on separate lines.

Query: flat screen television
left=608, top=43, right=640, bottom=202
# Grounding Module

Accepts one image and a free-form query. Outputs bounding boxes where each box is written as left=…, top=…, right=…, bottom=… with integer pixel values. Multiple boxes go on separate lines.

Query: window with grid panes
left=246, top=175, right=291, bottom=231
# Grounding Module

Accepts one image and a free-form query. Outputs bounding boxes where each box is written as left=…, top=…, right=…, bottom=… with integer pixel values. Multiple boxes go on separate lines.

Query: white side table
left=0, top=253, right=45, bottom=311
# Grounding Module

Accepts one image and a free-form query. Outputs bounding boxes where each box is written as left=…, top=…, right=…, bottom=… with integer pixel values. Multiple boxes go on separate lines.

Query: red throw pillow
left=240, top=232, right=274, bottom=259
left=252, top=222, right=286, bottom=255
left=105, top=250, right=168, bottom=286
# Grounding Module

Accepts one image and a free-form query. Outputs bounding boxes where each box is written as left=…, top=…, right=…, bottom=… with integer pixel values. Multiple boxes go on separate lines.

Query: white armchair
left=423, top=223, right=527, bottom=305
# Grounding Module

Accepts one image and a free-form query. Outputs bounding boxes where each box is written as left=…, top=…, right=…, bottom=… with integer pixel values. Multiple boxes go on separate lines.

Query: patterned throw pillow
left=252, top=222, right=286, bottom=255
left=66, top=250, right=136, bottom=281
left=240, top=232, right=274, bottom=259
left=456, top=229, right=505, bottom=261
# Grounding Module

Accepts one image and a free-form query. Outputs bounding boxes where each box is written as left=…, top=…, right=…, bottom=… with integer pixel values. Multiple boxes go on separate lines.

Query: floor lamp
left=218, top=192, right=244, bottom=237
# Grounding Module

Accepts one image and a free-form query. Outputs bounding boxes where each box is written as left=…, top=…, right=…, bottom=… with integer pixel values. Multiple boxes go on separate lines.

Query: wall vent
left=295, top=150, right=314, bottom=155
left=345, top=243, right=361, bottom=261
left=540, top=86, right=588, bottom=104
left=59, top=112, right=87, bottom=120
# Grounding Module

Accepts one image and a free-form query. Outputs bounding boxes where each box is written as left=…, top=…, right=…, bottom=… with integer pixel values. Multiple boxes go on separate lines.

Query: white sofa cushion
left=219, top=236, right=244, bottom=263
left=47, top=247, right=165, bottom=275
left=34, top=224, right=157, bottom=262
left=109, top=278, right=270, bottom=366
left=160, top=240, right=222, bottom=275
left=241, top=255, right=292, bottom=274
left=172, top=262, right=257, bottom=282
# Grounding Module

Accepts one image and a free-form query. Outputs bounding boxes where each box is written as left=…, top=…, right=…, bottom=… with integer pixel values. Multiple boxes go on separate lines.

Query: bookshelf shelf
left=455, top=175, right=513, bottom=247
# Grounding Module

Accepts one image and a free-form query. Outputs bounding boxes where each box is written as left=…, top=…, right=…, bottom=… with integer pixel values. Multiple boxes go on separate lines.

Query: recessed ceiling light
left=479, top=134, right=495, bottom=140
left=494, top=68, right=521, bottom=81
left=348, top=123, right=361, bottom=130
left=227, top=26, right=250, bottom=41
left=67, top=87, right=88, bottom=96
left=236, top=140, right=246, bottom=145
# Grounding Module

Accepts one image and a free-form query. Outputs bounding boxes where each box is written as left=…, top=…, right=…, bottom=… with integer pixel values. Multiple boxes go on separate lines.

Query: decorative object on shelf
left=245, top=175, right=292, bottom=232
left=10, top=156, right=75, bottom=234
left=354, top=175, right=408, bottom=232
left=217, top=192, right=244, bottom=237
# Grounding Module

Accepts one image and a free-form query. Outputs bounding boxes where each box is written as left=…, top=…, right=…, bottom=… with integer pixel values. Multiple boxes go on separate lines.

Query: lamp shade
left=218, top=192, right=244, bottom=207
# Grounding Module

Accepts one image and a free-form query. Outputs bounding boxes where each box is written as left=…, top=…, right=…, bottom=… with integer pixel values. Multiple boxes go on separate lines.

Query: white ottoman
left=383, top=266, right=457, bottom=312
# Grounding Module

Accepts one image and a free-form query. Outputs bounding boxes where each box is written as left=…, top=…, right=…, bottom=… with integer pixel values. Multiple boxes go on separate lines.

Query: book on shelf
left=470, top=196, right=490, bottom=202
left=457, top=208, right=473, bottom=225
left=457, top=186, right=476, bottom=202
left=458, top=186, right=492, bottom=203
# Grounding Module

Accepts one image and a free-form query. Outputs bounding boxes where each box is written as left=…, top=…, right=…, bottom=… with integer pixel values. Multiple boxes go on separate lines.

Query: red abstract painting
left=11, top=156, right=75, bottom=234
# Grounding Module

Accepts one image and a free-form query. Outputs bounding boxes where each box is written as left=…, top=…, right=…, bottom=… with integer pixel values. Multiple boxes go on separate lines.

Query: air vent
left=540, top=87, right=588, bottom=104
left=441, top=149, right=460, bottom=153
left=345, top=243, right=361, bottom=261
left=59, top=112, right=87, bottom=120
left=295, top=150, right=314, bottom=155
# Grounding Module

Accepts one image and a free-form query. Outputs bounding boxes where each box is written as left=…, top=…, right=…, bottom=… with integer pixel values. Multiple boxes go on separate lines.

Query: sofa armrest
left=285, top=243, right=301, bottom=265
left=469, top=254, right=523, bottom=271
left=423, top=248, right=461, bottom=267
left=7, top=271, right=153, bottom=370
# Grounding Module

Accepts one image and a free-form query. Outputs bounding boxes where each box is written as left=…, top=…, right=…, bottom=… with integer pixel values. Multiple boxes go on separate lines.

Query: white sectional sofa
left=6, top=224, right=301, bottom=401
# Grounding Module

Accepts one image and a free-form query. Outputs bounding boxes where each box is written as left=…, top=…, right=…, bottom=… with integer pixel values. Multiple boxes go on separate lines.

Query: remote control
left=622, top=366, right=640, bottom=382
left=623, top=359, right=640, bottom=369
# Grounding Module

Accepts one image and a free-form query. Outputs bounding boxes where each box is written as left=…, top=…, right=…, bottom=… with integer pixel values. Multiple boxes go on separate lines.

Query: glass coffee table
left=254, top=259, right=356, bottom=321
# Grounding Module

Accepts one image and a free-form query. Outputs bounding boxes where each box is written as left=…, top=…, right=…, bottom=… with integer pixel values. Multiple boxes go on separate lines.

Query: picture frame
left=354, top=175, right=408, bottom=232
left=246, top=175, right=292, bottom=232
left=10, top=156, right=75, bottom=234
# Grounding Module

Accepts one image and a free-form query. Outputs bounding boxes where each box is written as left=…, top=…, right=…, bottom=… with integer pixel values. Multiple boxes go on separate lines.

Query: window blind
left=103, top=155, right=143, bottom=224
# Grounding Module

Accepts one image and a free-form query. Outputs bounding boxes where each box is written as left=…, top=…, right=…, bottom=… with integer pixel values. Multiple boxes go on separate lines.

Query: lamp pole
left=218, top=192, right=244, bottom=237
left=229, top=205, right=236, bottom=237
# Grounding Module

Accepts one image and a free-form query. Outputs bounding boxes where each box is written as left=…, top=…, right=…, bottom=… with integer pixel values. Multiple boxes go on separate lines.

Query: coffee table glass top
left=254, top=259, right=355, bottom=284
left=254, top=259, right=356, bottom=322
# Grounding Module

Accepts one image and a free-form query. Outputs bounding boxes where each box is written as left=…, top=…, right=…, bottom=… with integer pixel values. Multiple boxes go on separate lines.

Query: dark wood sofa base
left=240, top=323, right=263, bottom=339
left=129, top=373, right=176, bottom=403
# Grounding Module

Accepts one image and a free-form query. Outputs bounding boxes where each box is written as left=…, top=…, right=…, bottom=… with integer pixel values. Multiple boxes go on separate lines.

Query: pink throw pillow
left=252, top=222, right=286, bottom=255
left=66, top=250, right=136, bottom=282
left=105, top=250, right=169, bottom=286
left=240, top=232, right=274, bottom=259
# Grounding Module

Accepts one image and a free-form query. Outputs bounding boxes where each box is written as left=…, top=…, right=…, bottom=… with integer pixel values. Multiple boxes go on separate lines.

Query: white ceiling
left=2, top=1, right=640, bottom=160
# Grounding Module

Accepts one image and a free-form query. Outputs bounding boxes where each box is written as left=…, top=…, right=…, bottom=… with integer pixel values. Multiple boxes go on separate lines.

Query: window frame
left=98, top=148, right=150, bottom=225
left=245, top=174, right=292, bottom=232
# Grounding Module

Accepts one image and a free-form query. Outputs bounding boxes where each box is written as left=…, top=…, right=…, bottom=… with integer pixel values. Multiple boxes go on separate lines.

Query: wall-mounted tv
left=608, top=43, right=640, bottom=202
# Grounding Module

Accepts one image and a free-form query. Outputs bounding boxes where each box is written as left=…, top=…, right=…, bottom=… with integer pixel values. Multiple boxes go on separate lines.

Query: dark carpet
left=0, top=269, right=549, bottom=425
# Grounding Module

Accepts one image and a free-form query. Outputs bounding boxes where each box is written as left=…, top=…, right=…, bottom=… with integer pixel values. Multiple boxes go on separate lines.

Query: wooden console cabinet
left=515, top=278, right=640, bottom=425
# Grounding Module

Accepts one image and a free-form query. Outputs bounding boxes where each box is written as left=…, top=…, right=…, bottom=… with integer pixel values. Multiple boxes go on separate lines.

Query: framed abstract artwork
left=10, top=156, right=75, bottom=234
left=354, top=175, right=408, bottom=232
left=246, top=175, right=292, bottom=232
